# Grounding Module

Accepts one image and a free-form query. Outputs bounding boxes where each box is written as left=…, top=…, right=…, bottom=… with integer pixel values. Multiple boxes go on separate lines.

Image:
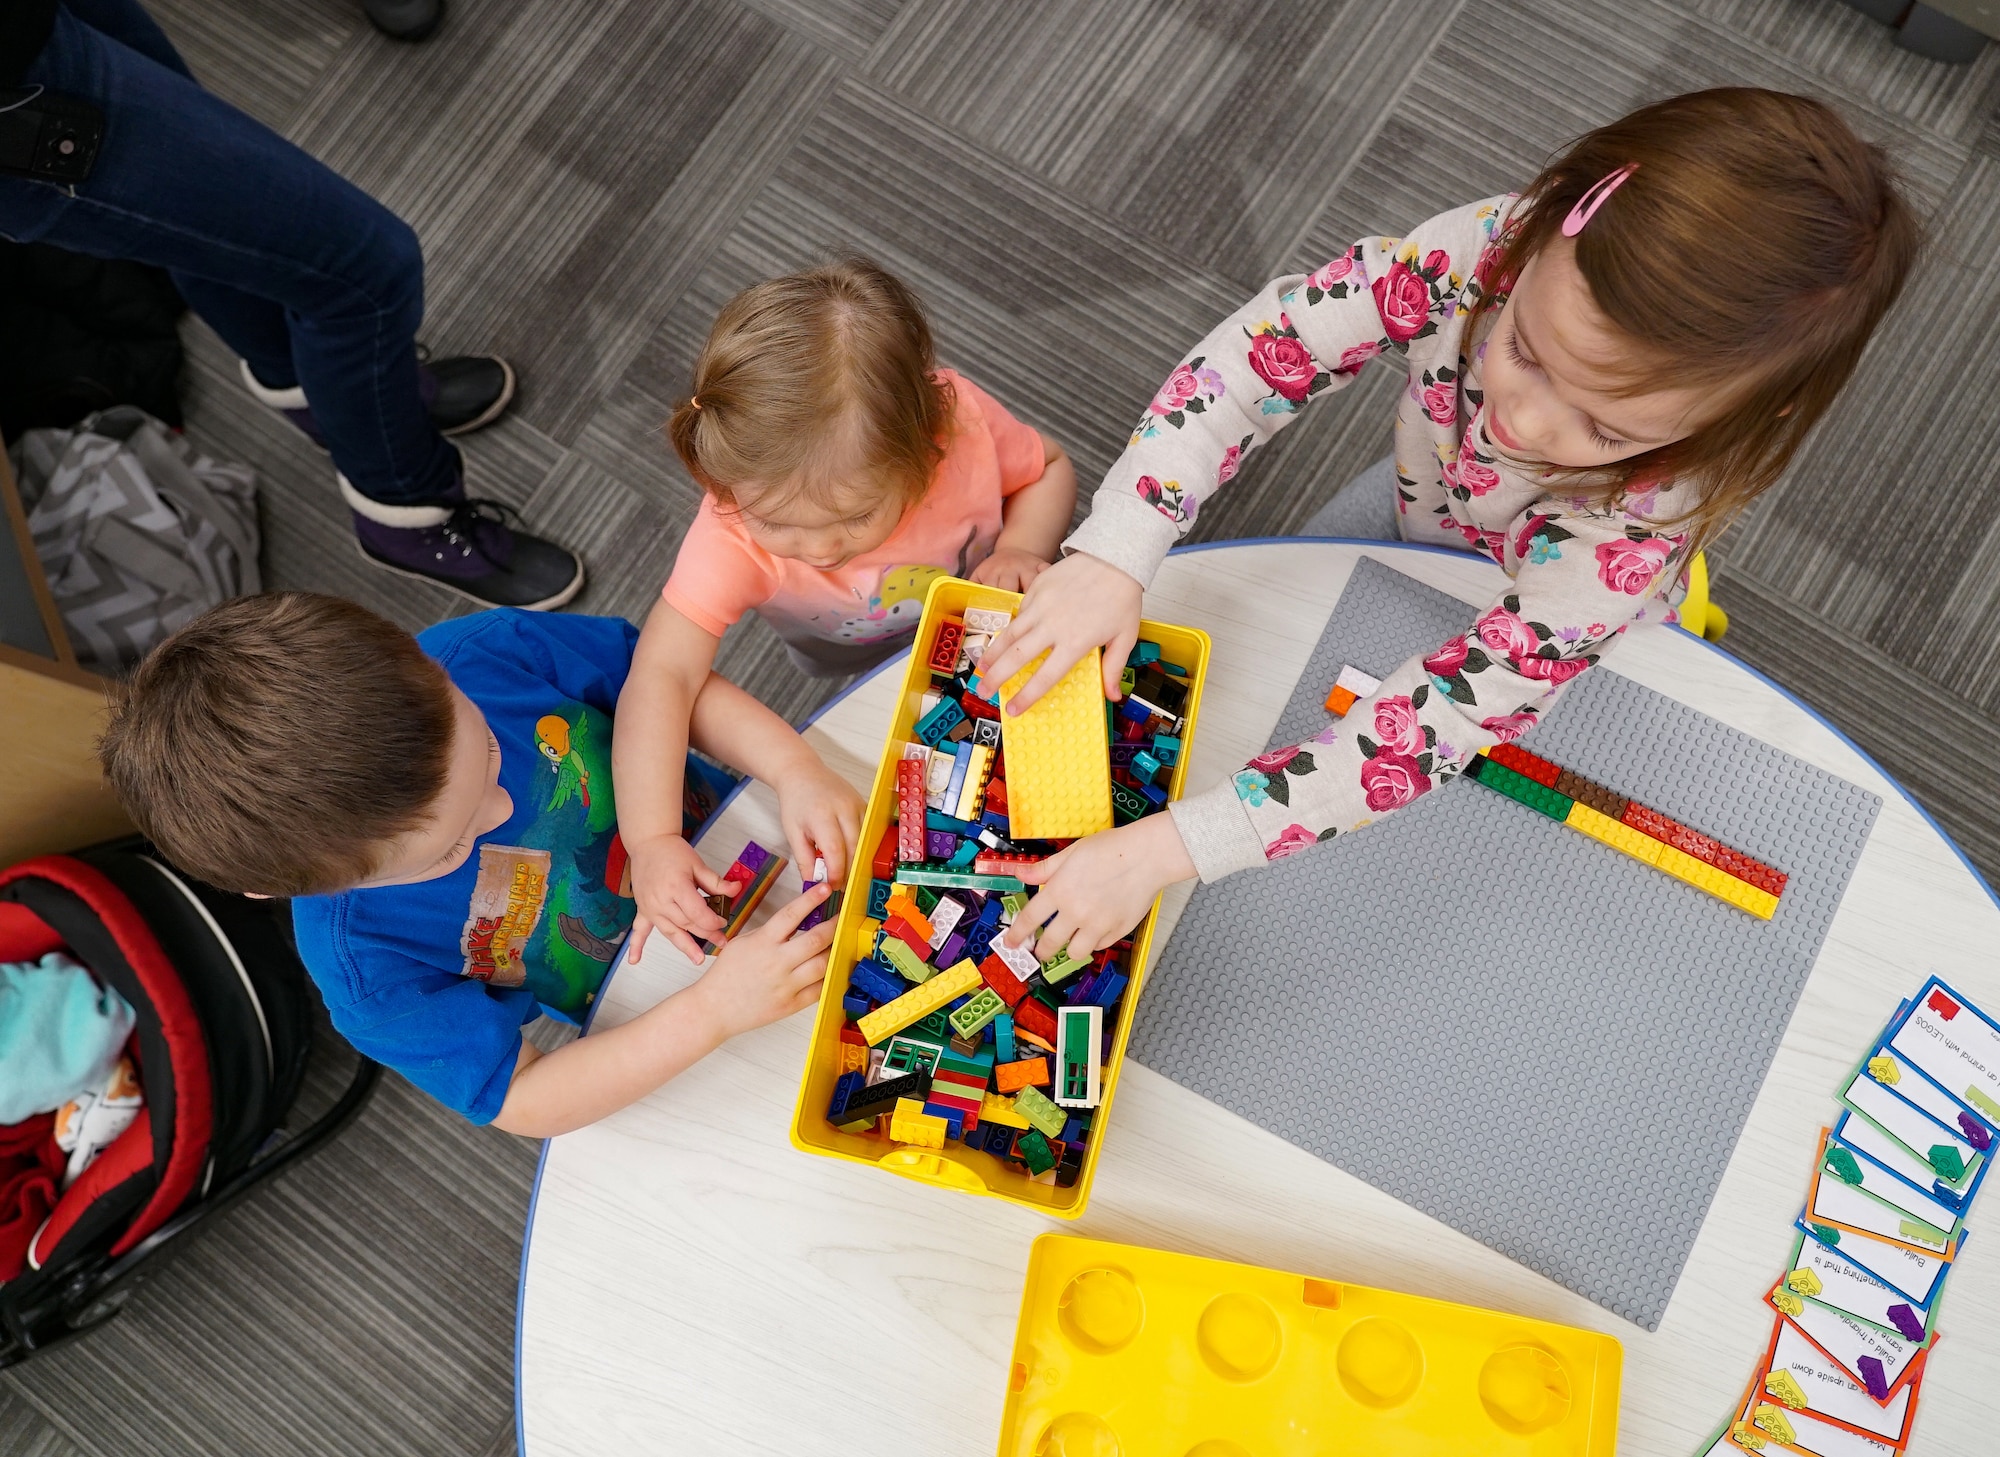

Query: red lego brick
left=838, top=1024, right=868, bottom=1048
left=1621, top=802, right=1788, bottom=896
left=1013, top=996, right=1057, bottom=1045
left=928, top=619, right=965, bottom=674
left=1488, top=742, right=1561, bottom=786
left=985, top=779, right=1008, bottom=813
left=883, top=915, right=931, bottom=958
left=896, top=759, right=926, bottom=863
left=871, top=823, right=898, bottom=881
left=974, top=852, right=1044, bottom=878
left=979, top=953, right=1028, bottom=1007
left=959, top=690, right=1000, bottom=722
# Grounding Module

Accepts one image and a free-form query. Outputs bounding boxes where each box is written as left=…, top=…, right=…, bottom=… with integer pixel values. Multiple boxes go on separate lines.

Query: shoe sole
left=352, top=537, right=586, bottom=612
left=439, top=357, right=517, bottom=437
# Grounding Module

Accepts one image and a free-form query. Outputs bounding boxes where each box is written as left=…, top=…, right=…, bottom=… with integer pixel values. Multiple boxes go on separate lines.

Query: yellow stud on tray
left=998, top=647, right=1113, bottom=839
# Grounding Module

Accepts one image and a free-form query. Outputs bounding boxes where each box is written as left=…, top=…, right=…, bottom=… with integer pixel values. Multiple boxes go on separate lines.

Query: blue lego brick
left=1117, top=697, right=1150, bottom=725
left=1152, top=734, right=1181, bottom=765
left=964, top=920, right=997, bottom=965
left=828, top=1070, right=865, bottom=1121
left=943, top=741, right=975, bottom=809
left=1138, top=781, right=1168, bottom=808
left=841, top=991, right=871, bottom=1021
left=866, top=878, right=893, bottom=921
left=849, top=957, right=905, bottom=1006
left=979, top=1122, right=1015, bottom=1156
left=1086, top=970, right=1128, bottom=1008
left=980, top=812, right=1011, bottom=838
left=1061, top=1115, right=1091, bottom=1145
left=915, top=698, right=965, bottom=746
left=1131, top=750, right=1162, bottom=781
left=925, top=1104, right=966, bottom=1140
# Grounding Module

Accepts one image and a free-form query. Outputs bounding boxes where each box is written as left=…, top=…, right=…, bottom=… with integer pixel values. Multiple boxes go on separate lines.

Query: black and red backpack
left=0, top=839, right=377, bottom=1365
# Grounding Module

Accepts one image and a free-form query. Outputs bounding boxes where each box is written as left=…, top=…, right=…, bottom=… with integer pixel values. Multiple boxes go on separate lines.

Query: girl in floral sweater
left=982, top=87, right=1919, bottom=959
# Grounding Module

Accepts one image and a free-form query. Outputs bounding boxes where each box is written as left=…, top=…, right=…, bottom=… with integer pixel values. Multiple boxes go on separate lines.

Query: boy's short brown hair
left=99, top=592, right=457, bottom=897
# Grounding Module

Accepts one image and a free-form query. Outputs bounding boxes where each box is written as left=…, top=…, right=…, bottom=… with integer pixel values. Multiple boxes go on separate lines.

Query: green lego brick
left=1012, top=1085, right=1068, bottom=1139
left=912, top=885, right=941, bottom=915
left=1039, top=945, right=1089, bottom=985
left=1016, top=1128, right=1056, bottom=1176
left=1467, top=755, right=1574, bottom=821
left=912, top=1010, right=952, bottom=1040
left=948, top=986, right=1006, bottom=1038
left=1001, top=892, right=1029, bottom=919
left=895, top=866, right=1026, bottom=892
left=879, top=937, right=934, bottom=984
left=939, top=1045, right=995, bottom=1080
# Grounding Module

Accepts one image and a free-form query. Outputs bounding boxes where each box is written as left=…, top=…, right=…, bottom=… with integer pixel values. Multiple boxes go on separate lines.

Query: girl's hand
left=626, top=833, right=737, bottom=966
left=1002, top=812, right=1197, bottom=960
left=979, top=551, right=1144, bottom=714
left=688, top=884, right=834, bottom=1039
left=970, top=547, right=1055, bottom=594
left=777, top=760, right=864, bottom=888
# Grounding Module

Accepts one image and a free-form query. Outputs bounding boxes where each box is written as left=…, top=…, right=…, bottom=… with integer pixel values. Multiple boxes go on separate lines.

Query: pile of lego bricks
left=821, top=609, right=1194, bottom=1187
left=1462, top=740, right=1788, bottom=919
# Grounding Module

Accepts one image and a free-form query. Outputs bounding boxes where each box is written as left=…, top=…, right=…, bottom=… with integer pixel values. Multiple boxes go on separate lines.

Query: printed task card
left=1794, top=1216, right=1953, bottom=1309
left=1780, top=1232, right=1940, bottom=1341
left=1839, top=1046, right=1987, bottom=1193
left=1804, top=1132, right=1959, bottom=1256
left=1722, top=1365, right=1900, bottom=1457
left=1765, top=1285, right=1929, bottom=1399
left=1833, top=1109, right=1982, bottom=1213
left=1753, top=1319, right=1922, bottom=1446
left=1886, top=978, right=2000, bottom=1128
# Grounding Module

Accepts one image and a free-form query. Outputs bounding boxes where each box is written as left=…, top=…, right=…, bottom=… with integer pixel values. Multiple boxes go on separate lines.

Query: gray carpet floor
left=4, top=1, right=1998, bottom=1454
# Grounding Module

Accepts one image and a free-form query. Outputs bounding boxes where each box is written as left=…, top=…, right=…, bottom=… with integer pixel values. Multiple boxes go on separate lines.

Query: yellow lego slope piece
left=999, top=646, right=1113, bottom=838
left=1564, top=803, right=1779, bottom=919
left=856, top=958, right=983, bottom=1045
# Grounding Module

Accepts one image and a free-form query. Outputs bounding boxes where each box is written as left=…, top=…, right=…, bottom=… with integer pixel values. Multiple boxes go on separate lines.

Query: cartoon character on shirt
left=458, top=700, right=632, bottom=1015
left=823, top=529, right=983, bottom=644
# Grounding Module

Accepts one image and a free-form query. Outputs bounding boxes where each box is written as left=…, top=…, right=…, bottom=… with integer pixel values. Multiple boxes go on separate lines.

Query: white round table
left=516, top=540, right=2000, bottom=1456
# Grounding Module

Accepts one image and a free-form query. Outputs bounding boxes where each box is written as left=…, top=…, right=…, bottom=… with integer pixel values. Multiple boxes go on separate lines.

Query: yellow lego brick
left=1565, top=803, right=1778, bottom=919
left=890, top=1097, right=947, bottom=1149
left=980, top=1092, right=1031, bottom=1129
left=952, top=742, right=994, bottom=821
left=999, top=647, right=1113, bottom=839
left=855, top=957, right=983, bottom=1045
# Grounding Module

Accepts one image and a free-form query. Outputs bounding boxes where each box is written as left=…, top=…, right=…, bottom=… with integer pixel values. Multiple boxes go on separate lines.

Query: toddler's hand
left=1002, top=813, right=1196, bottom=960
left=689, top=884, right=834, bottom=1039
left=979, top=551, right=1143, bottom=714
left=626, top=833, right=737, bottom=966
left=970, top=547, right=1055, bottom=594
left=778, top=761, right=863, bottom=889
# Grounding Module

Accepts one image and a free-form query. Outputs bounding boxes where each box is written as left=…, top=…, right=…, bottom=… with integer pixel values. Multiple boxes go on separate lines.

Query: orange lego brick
left=999, top=646, right=1113, bottom=838
left=1324, top=685, right=1358, bottom=717
left=996, top=1056, right=1051, bottom=1092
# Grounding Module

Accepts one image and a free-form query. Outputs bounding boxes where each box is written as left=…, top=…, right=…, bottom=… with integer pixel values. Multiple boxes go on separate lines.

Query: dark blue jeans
left=0, top=0, right=459, bottom=504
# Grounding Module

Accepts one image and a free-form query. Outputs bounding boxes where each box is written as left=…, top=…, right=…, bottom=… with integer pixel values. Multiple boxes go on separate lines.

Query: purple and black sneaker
left=240, top=351, right=516, bottom=445
left=341, top=477, right=584, bottom=611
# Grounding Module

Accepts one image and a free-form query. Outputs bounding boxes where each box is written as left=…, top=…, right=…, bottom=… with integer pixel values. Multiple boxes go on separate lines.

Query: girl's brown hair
left=1467, top=88, right=1919, bottom=552
left=668, top=257, right=955, bottom=511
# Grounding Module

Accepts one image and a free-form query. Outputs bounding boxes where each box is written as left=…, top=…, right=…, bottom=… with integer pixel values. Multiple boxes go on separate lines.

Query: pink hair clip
left=1560, top=164, right=1638, bottom=237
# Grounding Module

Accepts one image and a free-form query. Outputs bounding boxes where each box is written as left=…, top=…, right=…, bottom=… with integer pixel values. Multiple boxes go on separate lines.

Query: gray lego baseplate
left=1128, top=555, right=1881, bottom=1328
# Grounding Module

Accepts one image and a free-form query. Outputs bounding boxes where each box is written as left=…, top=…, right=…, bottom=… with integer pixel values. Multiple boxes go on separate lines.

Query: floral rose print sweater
left=1063, top=196, right=1698, bottom=882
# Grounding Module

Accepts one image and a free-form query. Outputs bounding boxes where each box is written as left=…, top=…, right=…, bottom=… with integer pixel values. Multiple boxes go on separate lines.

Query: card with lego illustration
left=1765, top=1279, right=1931, bottom=1400
left=1750, top=1318, right=1923, bottom=1447
left=1794, top=1214, right=1954, bottom=1310
left=1832, top=1109, right=1984, bottom=1215
left=1719, top=1358, right=1902, bottom=1457
left=1803, top=1133, right=1959, bottom=1257
left=1839, top=1039, right=1991, bottom=1195
left=1814, top=1127, right=1968, bottom=1233
left=1777, top=1231, right=1943, bottom=1342
left=1885, top=977, right=2000, bottom=1129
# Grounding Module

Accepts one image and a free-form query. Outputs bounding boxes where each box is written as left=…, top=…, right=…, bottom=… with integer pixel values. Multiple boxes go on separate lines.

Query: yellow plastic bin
left=787, top=576, right=1209, bottom=1217
left=1000, top=1234, right=1623, bottom=1455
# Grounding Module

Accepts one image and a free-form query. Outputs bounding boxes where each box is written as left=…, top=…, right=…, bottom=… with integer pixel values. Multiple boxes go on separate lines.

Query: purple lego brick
left=926, top=830, right=959, bottom=861
left=1959, top=1112, right=1992, bottom=1151
left=937, top=930, right=968, bottom=967
left=1856, top=1356, right=1888, bottom=1400
left=1887, top=1304, right=1924, bottom=1343
left=737, top=841, right=773, bottom=873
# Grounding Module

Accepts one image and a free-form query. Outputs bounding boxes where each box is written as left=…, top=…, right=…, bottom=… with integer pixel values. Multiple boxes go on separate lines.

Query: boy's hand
left=627, top=833, right=738, bottom=966
left=778, top=760, right=863, bottom=889
left=689, top=883, right=835, bottom=1039
left=969, top=547, right=1055, bottom=594
left=979, top=551, right=1144, bottom=714
left=1002, top=813, right=1195, bottom=960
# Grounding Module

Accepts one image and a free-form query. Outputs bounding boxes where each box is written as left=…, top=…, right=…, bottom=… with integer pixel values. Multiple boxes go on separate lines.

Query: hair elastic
left=1561, top=164, right=1638, bottom=237
left=689, top=395, right=702, bottom=410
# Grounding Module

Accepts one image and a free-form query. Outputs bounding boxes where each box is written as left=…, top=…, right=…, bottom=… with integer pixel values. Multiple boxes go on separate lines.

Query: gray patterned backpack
left=11, top=407, right=259, bottom=674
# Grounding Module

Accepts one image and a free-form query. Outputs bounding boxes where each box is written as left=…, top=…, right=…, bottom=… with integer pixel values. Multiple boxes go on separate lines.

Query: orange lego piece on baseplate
left=999, top=1234, right=1621, bottom=1456
left=999, top=645, right=1113, bottom=838
left=1323, top=664, right=1381, bottom=717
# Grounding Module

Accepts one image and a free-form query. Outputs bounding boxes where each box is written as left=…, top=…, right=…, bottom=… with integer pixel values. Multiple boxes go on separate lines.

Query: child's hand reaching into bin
left=1002, top=812, right=1197, bottom=960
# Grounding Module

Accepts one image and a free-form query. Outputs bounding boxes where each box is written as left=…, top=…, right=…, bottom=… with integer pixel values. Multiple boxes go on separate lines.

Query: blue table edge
left=514, top=535, right=1999, bottom=1455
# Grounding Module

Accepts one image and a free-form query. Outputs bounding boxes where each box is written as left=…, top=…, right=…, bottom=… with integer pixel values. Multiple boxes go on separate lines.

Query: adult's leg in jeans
left=0, top=5, right=458, bottom=504
left=1298, top=454, right=1404, bottom=541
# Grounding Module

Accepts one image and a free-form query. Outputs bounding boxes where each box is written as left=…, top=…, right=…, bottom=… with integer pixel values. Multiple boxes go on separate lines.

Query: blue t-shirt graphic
left=291, top=610, right=647, bottom=1123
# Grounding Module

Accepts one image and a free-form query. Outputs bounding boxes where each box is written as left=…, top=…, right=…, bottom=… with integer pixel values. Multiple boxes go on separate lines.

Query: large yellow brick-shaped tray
left=1000, top=1235, right=1623, bottom=1455
left=998, top=646, right=1113, bottom=838
left=788, top=577, right=1208, bottom=1217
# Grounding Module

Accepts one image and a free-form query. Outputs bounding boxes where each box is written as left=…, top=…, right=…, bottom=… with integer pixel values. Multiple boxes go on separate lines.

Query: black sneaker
left=240, top=350, right=515, bottom=444
left=343, top=477, right=584, bottom=611
left=364, top=0, right=445, bottom=43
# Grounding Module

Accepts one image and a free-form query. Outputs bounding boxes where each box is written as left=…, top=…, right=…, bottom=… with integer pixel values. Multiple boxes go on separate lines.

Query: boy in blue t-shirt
left=99, top=592, right=863, bottom=1133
